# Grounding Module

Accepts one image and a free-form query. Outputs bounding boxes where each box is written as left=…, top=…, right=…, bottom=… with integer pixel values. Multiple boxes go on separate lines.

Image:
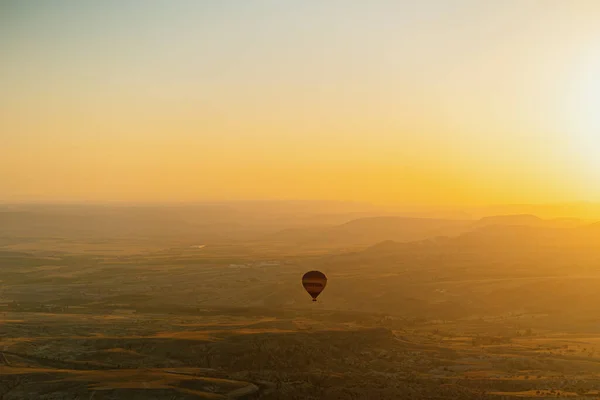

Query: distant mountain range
left=1, top=203, right=598, bottom=253
left=357, top=217, right=600, bottom=264
left=260, top=213, right=591, bottom=250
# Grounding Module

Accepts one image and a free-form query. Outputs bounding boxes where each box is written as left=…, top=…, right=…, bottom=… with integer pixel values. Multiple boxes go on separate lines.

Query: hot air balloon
left=302, top=271, right=327, bottom=302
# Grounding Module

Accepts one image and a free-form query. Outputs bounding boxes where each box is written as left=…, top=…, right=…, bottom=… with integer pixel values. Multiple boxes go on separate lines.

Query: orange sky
left=2, top=1, right=600, bottom=205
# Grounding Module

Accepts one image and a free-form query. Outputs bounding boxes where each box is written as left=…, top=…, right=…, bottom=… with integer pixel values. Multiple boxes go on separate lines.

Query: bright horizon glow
left=2, top=1, right=600, bottom=206
left=568, top=42, right=600, bottom=185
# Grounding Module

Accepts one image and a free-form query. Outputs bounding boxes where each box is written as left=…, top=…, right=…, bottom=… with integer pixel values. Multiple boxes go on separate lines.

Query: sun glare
left=568, top=45, right=600, bottom=179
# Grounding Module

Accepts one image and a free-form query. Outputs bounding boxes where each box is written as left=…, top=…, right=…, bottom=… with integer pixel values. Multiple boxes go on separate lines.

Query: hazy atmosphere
left=3, top=1, right=600, bottom=204
left=3, top=1, right=600, bottom=400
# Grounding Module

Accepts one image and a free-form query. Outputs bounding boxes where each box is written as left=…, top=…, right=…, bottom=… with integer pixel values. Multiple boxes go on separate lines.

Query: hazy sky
left=2, top=0, right=600, bottom=205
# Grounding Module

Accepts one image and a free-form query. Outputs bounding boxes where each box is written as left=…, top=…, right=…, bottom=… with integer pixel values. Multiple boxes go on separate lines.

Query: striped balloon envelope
left=302, top=270, right=327, bottom=302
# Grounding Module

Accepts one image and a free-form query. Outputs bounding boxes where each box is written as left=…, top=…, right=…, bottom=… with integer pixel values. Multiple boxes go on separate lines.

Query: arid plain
left=3, top=203, right=600, bottom=399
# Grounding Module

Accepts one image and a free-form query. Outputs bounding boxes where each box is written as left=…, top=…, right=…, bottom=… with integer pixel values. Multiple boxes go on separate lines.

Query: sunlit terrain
left=2, top=203, right=600, bottom=399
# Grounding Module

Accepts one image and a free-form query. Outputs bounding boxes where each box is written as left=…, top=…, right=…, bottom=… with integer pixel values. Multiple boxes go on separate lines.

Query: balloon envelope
left=302, top=270, right=327, bottom=301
